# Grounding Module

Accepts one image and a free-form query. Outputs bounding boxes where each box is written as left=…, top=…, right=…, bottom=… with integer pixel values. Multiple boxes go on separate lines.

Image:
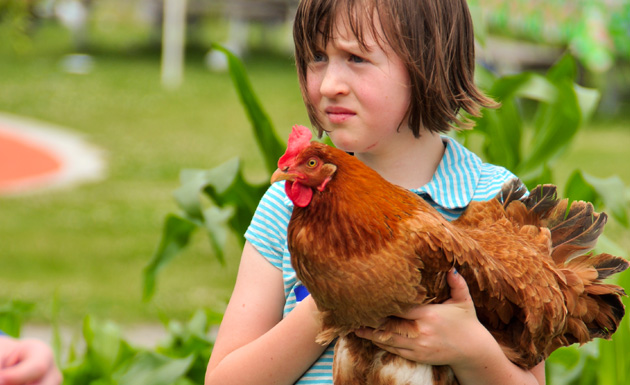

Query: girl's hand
left=354, top=269, right=486, bottom=367
left=0, top=337, right=63, bottom=385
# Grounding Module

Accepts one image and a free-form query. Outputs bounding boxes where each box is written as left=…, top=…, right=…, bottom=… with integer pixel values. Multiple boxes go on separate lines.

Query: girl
left=205, top=0, right=546, bottom=384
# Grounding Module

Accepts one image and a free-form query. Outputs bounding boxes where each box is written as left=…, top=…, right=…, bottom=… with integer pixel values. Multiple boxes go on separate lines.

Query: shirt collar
left=411, top=136, right=482, bottom=210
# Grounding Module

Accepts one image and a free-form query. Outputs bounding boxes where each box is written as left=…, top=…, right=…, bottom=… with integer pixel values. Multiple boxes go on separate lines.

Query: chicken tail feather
left=498, top=179, right=628, bottom=357
left=496, top=178, right=529, bottom=208
left=506, top=180, right=608, bottom=265
left=557, top=253, right=628, bottom=350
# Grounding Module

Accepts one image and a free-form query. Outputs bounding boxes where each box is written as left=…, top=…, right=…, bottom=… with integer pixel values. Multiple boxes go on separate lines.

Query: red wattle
left=285, top=181, right=313, bottom=207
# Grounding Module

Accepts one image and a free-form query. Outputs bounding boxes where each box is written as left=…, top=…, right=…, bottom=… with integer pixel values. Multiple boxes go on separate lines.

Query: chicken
left=270, top=125, right=628, bottom=385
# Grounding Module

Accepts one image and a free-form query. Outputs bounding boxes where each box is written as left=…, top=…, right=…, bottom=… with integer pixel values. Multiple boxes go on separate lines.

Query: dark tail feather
left=501, top=180, right=607, bottom=265
left=496, top=178, right=528, bottom=208
left=544, top=200, right=607, bottom=264
left=497, top=179, right=628, bottom=352
left=496, top=180, right=558, bottom=228
left=522, top=184, right=559, bottom=218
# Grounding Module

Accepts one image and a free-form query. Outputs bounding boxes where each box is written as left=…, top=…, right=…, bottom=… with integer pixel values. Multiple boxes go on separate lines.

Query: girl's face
left=306, top=14, right=412, bottom=156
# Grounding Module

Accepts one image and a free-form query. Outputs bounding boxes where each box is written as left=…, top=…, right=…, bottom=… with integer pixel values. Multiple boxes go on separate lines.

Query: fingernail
left=452, top=268, right=458, bottom=275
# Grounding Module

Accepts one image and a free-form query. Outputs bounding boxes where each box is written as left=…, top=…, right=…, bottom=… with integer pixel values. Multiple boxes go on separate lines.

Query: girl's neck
left=355, top=130, right=445, bottom=190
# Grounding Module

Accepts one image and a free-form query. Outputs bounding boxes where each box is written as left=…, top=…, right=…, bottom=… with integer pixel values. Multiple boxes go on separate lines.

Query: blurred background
left=0, top=0, right=628, bottom=365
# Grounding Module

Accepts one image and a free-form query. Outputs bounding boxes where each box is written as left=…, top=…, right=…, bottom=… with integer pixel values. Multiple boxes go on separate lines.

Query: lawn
left=0, top=18, right=629, bottom=332
left=0, top=19, right=308, bottom=325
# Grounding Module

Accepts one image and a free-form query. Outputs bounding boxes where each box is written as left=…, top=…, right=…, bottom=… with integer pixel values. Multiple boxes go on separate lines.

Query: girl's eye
left=349, top=54, right=365, bottom=63
left=313, top=52, right=327, bottom=62
left=307, top=159, right=318, bottom=168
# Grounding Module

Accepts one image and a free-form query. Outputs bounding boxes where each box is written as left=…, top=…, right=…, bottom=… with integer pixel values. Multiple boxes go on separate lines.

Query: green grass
left=0, top=21, right=308, bottom=325
left=0, top=20, right=628, bottom=329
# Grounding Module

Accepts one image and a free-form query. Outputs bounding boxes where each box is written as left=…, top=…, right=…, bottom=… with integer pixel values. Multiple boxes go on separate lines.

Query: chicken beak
left=271, top=167, right=293, bottom=184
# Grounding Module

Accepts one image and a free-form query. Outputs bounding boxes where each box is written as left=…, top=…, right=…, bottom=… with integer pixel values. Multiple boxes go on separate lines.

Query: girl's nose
left=319, top=63, right=350, bottom=98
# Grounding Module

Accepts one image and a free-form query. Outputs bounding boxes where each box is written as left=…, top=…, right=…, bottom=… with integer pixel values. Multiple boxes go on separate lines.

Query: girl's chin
left=328, top=136, right=361, bottom=154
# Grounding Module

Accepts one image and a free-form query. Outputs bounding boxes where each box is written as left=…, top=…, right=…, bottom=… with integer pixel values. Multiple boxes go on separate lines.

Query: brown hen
left=270, top=125, right=628, bottom=385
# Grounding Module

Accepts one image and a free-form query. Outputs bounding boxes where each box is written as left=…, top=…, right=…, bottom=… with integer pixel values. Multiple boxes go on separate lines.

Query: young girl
left=205, top=0, right=546, bottom=384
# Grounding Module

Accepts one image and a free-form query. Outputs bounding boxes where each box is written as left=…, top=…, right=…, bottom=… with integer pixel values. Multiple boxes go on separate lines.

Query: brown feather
left=275, top=139, right=628, bottom=383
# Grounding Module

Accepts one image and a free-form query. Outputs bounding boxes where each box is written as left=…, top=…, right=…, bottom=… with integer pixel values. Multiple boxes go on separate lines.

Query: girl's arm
left=205, top=241, right=327, bottom=385
left=355, top=270, right=546, bottom=385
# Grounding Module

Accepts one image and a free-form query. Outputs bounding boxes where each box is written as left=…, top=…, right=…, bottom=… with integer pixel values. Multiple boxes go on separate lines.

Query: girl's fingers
left=444, top=268, right=473, bottom=305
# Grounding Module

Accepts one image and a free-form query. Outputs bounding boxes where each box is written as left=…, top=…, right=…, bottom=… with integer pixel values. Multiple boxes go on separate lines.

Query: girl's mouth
left=324, top=107, right=355, bottom=124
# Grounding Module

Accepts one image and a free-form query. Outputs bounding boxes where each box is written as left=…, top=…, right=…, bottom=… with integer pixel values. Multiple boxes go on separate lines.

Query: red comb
left=278, top=125, right=313, bottom=168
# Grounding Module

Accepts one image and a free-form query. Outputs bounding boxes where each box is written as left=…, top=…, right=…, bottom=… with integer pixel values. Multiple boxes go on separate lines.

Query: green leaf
left=0, top=300, right=33, bottom=337
left=491, top=72, right=557, bottom=103
left=202, top=172, right=268, bottom=243
left=173, top=159, right=241, bottom=221
left=82, top=316, right=127, bottom=375
left=474, top=71, right=560, bottom=171
left=201, top=205, right=234, bottom=266
left=595, top=234, right=628, bottom=259
left=517, top=56, right=599, bottom=176
left=565, top=170, right=629, bottom=227
left=573, top=84, right=600, bottom=123
left=210, top=44, right=285, bottom=174
left=143, top=214, right=198, bottom=301
left=519, top=80, right=581, bottom=175
left=564, top=170, right=598, bottom=204
left=546, top=345, right=587, bottom=385
left=519, top=163, right=554, bottom=190
left=174, top=158, right=267, bottom=258
left=116, top=352, right=195, bottom=385
left=547, top=54, right=577, bottom=83
left=581, top=173, right=629, bottom=227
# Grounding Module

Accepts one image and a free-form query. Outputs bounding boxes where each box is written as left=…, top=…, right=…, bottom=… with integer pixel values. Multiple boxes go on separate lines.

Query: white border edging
left=0, top=112, right=106, bottom=195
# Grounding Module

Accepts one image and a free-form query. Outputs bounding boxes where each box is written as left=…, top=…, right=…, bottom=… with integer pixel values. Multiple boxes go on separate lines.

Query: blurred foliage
left=1, top=302, right=221, bottom=385
left=143, top=44, right=285, bottom=301
left=0, top=300, right=34, bottom=338
left=462, top=55, right=600, bottom=186
left=60, top=309, right=220, bottom=385
left=470, top=0, right=630, bottom=72
left=0, top=0, right=36, bottom=53
left=3, top=0, right=629, bottom=72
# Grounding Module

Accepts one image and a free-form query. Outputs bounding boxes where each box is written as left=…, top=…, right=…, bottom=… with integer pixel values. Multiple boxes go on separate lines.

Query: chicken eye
left=307, top=158, right=318, bottom=168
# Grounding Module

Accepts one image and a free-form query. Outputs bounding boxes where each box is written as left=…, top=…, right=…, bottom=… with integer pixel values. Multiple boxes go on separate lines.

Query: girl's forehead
left=317, top=11, right=386, bottom=51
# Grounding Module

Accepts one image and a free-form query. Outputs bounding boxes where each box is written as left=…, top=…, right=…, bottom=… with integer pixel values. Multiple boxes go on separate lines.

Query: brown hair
left=293, top=0, right=499, bottom=138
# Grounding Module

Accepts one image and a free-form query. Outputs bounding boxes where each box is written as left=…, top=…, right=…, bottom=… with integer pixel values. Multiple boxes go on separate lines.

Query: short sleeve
left=244, top=182, right=293, bottom=270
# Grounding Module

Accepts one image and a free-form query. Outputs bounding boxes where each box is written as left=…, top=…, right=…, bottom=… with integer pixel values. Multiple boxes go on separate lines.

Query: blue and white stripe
left=243, top=136, right=518, bottom=384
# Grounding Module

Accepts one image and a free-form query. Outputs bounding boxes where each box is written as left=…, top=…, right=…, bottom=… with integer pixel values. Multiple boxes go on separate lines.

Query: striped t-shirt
left=244, top=136, right=519, bottom=384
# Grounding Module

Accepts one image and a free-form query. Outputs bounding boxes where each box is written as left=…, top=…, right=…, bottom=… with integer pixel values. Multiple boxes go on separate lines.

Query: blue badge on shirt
left=294, top=285, right=310, bottom=302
